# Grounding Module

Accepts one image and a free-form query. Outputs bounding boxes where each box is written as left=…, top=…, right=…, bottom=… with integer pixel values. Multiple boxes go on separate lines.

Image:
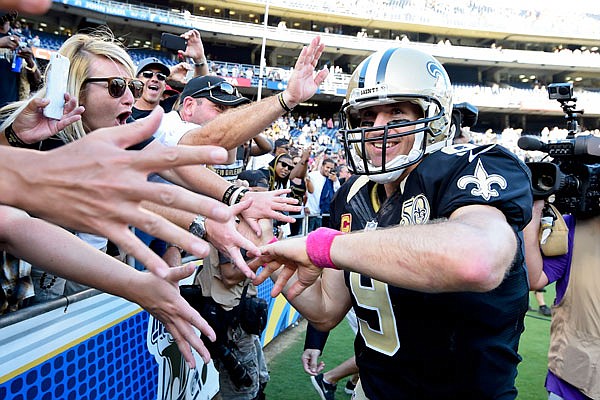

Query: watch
left=189, top=215, right=207, bottom=240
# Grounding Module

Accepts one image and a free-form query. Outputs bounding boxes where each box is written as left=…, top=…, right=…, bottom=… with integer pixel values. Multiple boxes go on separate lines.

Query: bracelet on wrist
left=230, top=187, right=250, bottom=205
left=4, top=124, right=38, bottom=149
left=305, top=227, right=344, bottom=269
left=221, top=184, right=238, bottom=205
left=277, top=92, right=293, bottom=113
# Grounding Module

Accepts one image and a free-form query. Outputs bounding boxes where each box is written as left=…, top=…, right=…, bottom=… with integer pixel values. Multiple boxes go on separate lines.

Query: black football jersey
left=330, top=144, right=533, bottom=400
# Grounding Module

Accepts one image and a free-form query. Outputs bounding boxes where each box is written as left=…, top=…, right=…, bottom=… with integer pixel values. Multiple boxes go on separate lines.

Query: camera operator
left=524, top=199, right=600, bottom=400
left=522, top=83, right=600, bottom=400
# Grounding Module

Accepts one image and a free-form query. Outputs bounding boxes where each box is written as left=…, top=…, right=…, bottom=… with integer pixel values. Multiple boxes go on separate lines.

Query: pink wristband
left=267, top=236, right=279, bottom=244
left=306, top=227, right=344, bottom=269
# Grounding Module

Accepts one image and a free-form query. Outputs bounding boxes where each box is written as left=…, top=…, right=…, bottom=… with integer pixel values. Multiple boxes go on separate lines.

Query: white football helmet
left=339, top=47, right=453, bottom=184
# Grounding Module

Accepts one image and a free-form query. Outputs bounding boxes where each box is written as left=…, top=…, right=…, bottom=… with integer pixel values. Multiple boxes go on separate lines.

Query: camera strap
left=539, top=203, right=569, bottom=256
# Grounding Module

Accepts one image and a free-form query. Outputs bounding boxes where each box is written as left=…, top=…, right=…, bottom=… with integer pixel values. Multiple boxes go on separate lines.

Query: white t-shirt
left=305, top=170, right=340, bottom=215
left=153, top=110, right=201, bottom=147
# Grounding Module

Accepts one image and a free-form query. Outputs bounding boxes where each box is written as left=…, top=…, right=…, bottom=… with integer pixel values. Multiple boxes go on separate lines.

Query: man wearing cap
left=132, top=57, right=172, bottom=120
left=132, top=29, right=209, bottom=120
left=250, top=138, right=289, bottom=171
left=154, top=75, right=251, bottom=148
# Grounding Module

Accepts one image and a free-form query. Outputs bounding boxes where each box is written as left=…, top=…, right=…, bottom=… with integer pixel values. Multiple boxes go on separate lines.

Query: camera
left=179, top=285, right=256, bottom=388
left=518, top=83, right=600, bottom=218
left=548, top=82, right=574, bottom=101
left=452, top=102, right=478, bottom=128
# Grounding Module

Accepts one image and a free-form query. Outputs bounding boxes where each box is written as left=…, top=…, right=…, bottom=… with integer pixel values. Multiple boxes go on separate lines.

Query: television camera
left=518, top=82, right=600, bottom=218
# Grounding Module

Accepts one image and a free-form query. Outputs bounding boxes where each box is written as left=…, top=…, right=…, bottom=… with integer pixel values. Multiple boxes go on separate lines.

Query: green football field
left=264, top=287, right=554, bottom=399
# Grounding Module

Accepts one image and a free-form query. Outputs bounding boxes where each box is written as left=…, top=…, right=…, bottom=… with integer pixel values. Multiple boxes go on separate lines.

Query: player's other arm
left=273, top=266, right=351, bottom=331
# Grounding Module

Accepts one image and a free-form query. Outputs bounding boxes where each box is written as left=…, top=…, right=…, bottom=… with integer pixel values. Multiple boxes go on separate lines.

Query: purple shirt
left=543, top=215, right=592, bottom=400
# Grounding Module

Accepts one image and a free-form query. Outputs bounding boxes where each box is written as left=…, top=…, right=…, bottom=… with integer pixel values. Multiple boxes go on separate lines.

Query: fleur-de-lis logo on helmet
left=457, top=159, right=507, bottom=201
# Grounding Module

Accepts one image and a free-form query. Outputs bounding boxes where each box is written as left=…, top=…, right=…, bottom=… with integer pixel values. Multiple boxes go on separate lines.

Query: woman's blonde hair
left=0, top=29, right=135, bottom=143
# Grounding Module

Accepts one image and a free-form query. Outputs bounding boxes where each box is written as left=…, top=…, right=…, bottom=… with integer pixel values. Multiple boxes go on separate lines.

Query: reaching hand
left=11, top=93, right=85, bottom=144
left=302, top=349, right=325, bottom=376
left=250, top=236, right=323, bottom=299
left=242, top=189, right=301, bottom=234
left=134, top=263, right=216, bottom=367
left=168, top=62, right=193, bottom=85
left=6, top=107, right=233, bottom=278
left=179, top=29, right=206, bottom=61
left=0, top=34, right=19, bottom=50
left=0, top=0, right=52, bottom=14
left=283, top=36, right=329, bottom=107
left=205, top=199, right=262, bottom=279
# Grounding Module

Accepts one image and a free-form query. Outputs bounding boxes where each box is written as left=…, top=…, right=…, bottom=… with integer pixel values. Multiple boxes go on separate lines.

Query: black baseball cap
left=136, top=57, right=170, bottom=77
left=179, top=76, right=250, bottom=106
left=274, top=138, right=290, bottom=149
left=237, top=170, right=269, bottom=189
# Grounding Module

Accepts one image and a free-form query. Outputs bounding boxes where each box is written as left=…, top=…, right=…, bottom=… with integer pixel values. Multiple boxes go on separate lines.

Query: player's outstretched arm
left=0, top=108, right=233, bottom=278
left=253, top=204, right=517, bottom=296
left=0, top=205, right=215, bottom=367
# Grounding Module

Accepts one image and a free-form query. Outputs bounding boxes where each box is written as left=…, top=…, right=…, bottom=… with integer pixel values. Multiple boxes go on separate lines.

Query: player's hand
left=250, top=236, right=322, bottom=299
left=302, top=349, right=325, bottom=376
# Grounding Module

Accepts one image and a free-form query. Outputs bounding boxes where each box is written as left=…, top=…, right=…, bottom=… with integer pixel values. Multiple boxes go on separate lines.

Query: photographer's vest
left=548, top=216, right=600, bottom=399
left=195, top=245, right=256, bottom=310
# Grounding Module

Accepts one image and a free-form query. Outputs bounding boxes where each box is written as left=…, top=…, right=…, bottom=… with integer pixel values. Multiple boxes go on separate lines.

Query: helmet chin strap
left=367, top=147, right=421, bottom=184
left=365, top=130, right=424, bottom=184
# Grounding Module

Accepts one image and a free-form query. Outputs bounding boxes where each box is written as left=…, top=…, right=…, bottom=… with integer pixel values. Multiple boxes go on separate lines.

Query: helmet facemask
left=340, top=95, right=449, bottom=184
left=339, top=48, right=453, bottom=184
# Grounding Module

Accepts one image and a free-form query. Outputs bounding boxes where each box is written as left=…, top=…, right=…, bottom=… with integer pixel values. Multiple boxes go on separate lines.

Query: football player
left=252, top=47, right=533, bottom=399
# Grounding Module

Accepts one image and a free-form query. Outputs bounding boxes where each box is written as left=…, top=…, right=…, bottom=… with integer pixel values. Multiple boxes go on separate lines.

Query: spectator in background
left=132, top=57, right=171, bottom=120
left=337, top=165, right=351, bottom=185
left=30, top=34, right=39, bottom=47
left=251, top=137, right=289, bottom=170
left=133, top=30, right=209, bottom=119
left=161, top=84, right=180, bottom=101
left=305, top=157, right=339, bottom=231
left=289, top=149, right=313, bottom=236
left=257, top=153, right=296, bottom=239
left=0, top=11, right=22, bottom=107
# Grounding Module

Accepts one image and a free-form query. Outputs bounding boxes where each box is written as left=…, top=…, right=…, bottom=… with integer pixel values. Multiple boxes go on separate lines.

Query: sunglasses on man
left=83, top=77, right=145, bottom=99
left=279, top=162, right=294, bottom=171
left=141, top=70, right=167, bottom=81
left=190, top=81, right=240, bottom=99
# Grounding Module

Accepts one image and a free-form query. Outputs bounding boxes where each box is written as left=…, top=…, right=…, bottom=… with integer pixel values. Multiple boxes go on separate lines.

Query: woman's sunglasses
left=82, top=77, right=144, bottom=99
left=141, top=70, right=167, bottom=81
